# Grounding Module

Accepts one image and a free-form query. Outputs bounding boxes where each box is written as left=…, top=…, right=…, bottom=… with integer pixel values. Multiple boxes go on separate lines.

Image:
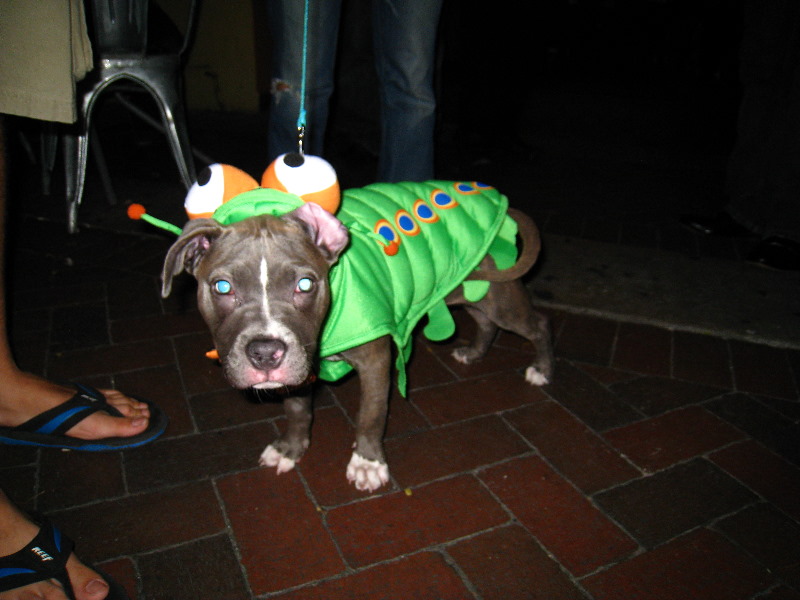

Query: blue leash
left=296, top=0, right=309, bottom=155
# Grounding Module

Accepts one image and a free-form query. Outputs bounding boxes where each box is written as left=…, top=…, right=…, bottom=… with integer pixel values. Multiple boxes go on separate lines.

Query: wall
left=157, top=0, right=265, bottom=112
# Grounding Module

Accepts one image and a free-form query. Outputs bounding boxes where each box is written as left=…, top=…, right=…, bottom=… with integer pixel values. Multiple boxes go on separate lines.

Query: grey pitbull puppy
left=161, top=201, right=553, bottom=492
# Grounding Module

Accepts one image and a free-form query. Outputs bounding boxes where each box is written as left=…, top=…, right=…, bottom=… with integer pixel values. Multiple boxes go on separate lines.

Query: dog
left=161, top=179, right=553, bottom=492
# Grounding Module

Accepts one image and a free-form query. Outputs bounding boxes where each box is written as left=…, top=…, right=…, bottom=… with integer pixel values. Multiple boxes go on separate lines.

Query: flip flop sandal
left=0, top=516, right=130, bottom=599
left=0, top=383, right=168, bottom=451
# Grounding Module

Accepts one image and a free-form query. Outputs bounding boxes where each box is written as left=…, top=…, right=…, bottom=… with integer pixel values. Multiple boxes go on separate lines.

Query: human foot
left=0, top=373, right=168, bottom=451
left=0, top=493, right=114, bottom=600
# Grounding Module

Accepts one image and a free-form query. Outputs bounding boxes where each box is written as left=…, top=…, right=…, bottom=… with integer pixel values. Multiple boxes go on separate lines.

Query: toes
left=259, top=445, right=297, bottom=474
left=346, top=453, right=389, bottom=492
left=525, top=366, right=550, bottom=386
left=66, top=553, right=111, bottom=600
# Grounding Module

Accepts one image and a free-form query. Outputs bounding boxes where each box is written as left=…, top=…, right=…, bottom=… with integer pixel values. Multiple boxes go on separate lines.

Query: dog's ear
left=161, top=218, right=224, bottom=297
left=285, top=202, right=349, bottom=263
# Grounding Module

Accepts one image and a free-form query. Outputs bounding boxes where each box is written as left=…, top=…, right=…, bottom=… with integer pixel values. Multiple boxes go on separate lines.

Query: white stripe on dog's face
left=260, top=256, right=270, bottom=317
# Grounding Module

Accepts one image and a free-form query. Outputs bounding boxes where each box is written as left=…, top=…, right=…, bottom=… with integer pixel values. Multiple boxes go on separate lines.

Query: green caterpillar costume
left=212, top=180, right=519, bottom=395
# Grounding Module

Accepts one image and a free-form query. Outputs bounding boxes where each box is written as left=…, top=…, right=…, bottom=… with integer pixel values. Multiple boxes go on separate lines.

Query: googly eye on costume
left=214, top=280, right=233, bottom=294
left=184, top=164, right=259, bottom=220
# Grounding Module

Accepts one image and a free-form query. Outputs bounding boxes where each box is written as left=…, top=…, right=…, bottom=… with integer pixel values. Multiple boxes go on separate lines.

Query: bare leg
left=0, top=117, right=151, bottom=440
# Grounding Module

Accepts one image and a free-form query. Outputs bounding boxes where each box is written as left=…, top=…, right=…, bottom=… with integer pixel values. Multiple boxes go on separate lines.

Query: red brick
left=673, top=330, right=732, bottom=388
left=125, top=421, right=276, bottom=491
left=38, top=450, right=124, bottom=511
left=610, top=375, right=724, bottom=416
left=51, top=481, right=226, bottom=562
left=326, top=475, right=508, bottom=567
left=613, top=322, right=671, bottom=376
left=715, top=504, right=800, bottom=574
left=711, top=440, right=800, bottom=521
left=410, top=371, right=548, bottom=425
left=297, top=405, right=393, bottom=507
left=545, top=359, right=641, bottom=431
left=582, top=528, right=773, bottom=600
left=189, top=386, right=285, bottom=432
left=480, top=455, right=638, bottom=575
left=111, top=310, right=207, bottom=343
left=506, top=401, right=639, bottom=493
left=272, top=552, right=474, bottom=600
left=448, top=525, right=585, bottom=600
left=329, top=374, right=430, bottom=440
left=47, top=338, right=175, bottom=380
left=556, top=313, right=617, bottom=366
left=138, top=534, right=251, bottom=600
left=218, top=468, right=344, bottom=594
left=707, top=392, right=800, bottom=466
left=431, top=339, right=537, bottom=381
left=730, top=340, right=798, bottom=400
left=173, top=331, right=230, bottom=396
left=405, top=336, right=460, bottom=391
left=115, top=364, right=194, bottom=438
left=95, top=557, right=137, bottom=600
left=386, top=415, right=531, bottom=488
left=576, top=362, right=638, bottom=386
left=603, top=406, right=745, bottom=472
left=594, top=458, right=758, bottom=548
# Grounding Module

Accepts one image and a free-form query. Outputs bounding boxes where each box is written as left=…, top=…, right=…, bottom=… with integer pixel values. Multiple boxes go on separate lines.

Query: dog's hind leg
left=465, top=280, right=554, bottom=386
left=451, top=306, right=499, bottom=365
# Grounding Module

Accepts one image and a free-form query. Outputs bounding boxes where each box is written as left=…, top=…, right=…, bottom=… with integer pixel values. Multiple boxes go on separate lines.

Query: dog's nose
left=246, top=338, right=287, bottom=370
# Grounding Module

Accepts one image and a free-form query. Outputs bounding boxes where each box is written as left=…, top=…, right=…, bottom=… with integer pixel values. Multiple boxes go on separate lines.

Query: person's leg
left=266, top=0, right=343, bottom=161
left=0, top=117, right=150, bottom=439
left=0, top=489, right=110, bottom=600
left=372, top=0, right=443, bottom=182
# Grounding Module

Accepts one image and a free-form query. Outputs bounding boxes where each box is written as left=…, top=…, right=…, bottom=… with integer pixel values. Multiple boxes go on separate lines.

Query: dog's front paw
left=259, top=444, right=297, bottom=474
left=346, top=452, right=389, bottom=492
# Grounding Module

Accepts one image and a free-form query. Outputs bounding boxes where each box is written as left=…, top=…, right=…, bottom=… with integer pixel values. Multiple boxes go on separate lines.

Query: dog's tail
left=466, top=208, right=542, bottom=282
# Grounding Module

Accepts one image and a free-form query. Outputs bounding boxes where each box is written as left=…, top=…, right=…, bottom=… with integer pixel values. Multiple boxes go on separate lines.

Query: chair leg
left=64, top=127, right=91, bottom=234
left=147, top=76, right=197, bottom=189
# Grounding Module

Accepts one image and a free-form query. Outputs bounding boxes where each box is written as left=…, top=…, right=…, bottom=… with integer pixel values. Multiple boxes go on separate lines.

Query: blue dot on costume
left=413, top=199, right=438, bottom=223
left=375, top=219, right=398, bottom=243
left=395, top=210, right=420, bottom=236
left=455, top=181, right=489, bottom=195
left=431, top=189, right=458, bottom=209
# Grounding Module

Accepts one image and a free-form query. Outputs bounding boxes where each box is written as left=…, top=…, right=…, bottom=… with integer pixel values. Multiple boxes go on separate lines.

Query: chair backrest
left=89, top=0, right=149, bottom=56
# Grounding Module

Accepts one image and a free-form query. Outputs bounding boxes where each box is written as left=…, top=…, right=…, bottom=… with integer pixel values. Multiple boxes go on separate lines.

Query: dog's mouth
left=217, top=334, right=316, bottom=391
left=251, top=372, right=317, bottom=391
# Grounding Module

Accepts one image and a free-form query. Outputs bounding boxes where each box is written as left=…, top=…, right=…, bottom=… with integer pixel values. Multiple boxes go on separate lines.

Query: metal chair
left=59, top=0, right=200, bottom=232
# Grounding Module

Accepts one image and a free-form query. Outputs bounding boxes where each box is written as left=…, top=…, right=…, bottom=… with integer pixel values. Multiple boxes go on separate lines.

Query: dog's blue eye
left=214, top=280, right=232, bottom=294
left=296, top=277, right=313, bottom=293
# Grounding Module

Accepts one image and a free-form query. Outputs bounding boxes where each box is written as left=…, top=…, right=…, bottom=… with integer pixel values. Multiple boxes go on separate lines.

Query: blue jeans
left=266, top=0, right=442, bottom=182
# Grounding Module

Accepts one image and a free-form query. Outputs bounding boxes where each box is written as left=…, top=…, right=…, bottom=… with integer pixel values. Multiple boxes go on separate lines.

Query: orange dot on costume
left=262, top=152, right=341, bottom=214
left=184, top=164, right=258, bottom=219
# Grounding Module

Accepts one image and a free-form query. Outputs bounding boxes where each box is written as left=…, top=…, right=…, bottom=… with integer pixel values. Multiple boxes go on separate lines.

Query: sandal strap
left=0, top=518, right=74, bottom=594
left=14, top=384, right=124, bottom=437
